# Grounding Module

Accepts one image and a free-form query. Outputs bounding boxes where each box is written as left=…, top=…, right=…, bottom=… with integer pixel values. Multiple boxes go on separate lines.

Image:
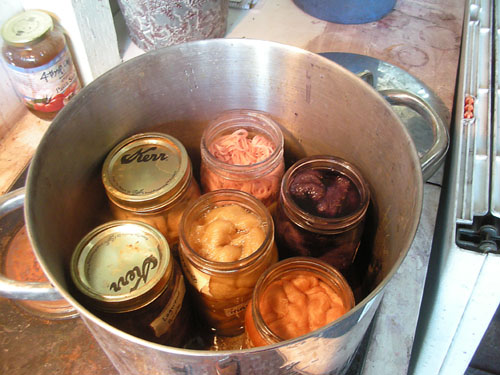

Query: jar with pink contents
left=200, top=110, right=285, bottom=209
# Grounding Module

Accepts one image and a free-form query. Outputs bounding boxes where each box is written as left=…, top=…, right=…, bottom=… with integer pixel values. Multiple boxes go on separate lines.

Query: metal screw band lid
left=102, top=132, right=191, bottom=212
left=1, top=10, right=54, bottom=46
left=70, top=220, right=172, bottom=313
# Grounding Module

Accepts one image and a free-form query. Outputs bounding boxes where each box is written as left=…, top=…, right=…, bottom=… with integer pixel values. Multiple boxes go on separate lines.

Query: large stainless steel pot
left=0, top=39, right=448, bottom=374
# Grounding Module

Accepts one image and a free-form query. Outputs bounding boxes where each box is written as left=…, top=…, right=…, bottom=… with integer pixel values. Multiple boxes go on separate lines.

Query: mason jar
left=70, top=220, right=191, bottom=347
left=274, top=155, right=370, bottom=274
left=179, top=189, right=278, bottom=336
left=102, top=132, right=201, bottom=253
left=245, top=257, right=355, bottom=348
left=200, top=110, right=285, bottom=209
left=1, top=9, right=81, bottom=120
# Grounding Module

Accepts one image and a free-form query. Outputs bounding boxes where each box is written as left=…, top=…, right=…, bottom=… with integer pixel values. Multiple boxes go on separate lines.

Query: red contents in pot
left=3, top=225, right=76, bottom=319
left=4, top=225, right=48, bottom=282
left=289, top=169, right=361, bottom=218
left=258, top=271, right=348, bottom=340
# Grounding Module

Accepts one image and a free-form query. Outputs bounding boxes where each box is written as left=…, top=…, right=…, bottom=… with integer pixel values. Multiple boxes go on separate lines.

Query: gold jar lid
left=70, top=220, right=172, bottom=313
left=1, top=10, right=53, bottom=46
left=102, top=132, right=190, bottom=212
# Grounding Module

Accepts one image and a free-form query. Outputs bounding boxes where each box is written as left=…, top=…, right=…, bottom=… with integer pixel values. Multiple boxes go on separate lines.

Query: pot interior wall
left=26, top=39, right=421, bottom=327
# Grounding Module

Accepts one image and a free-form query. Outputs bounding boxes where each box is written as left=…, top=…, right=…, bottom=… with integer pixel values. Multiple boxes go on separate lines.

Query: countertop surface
left=0, top=0, right=466, bottom=374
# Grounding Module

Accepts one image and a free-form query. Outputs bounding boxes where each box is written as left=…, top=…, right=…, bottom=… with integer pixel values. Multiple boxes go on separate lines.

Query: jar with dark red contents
left=70, top=220, right=191, bottom=347
left=274, top=155, right=370, bottom=273
left=1, top=10, right=81, bottom=120
left=245, top=257, right=355, bottom=348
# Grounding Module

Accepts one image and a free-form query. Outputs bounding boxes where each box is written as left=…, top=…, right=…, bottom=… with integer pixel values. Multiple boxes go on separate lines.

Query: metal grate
left=455, top=0, right=500, bottom=254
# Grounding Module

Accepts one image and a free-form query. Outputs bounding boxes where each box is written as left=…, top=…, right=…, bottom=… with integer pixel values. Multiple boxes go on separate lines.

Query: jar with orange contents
left=1, top=10, right=81, bottom=120
left=244, top=257, right=355, bottom=347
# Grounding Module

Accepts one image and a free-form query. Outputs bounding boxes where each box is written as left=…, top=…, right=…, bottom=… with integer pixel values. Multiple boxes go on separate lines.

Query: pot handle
left=0, top=187, right=63, bottom=301
left=379, top=89, right=449, bottom=181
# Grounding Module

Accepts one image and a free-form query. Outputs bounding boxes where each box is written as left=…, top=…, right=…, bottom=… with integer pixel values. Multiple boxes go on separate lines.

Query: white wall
left=0, top=0, right=26, bottom=138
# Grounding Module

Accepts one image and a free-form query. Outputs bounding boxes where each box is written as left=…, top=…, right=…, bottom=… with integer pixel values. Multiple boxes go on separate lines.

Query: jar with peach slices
left=101, top=132, right=201, bottom=255
left=244, top=257, right=355, bottom=347
left=179, top=189, right=278, bottom=337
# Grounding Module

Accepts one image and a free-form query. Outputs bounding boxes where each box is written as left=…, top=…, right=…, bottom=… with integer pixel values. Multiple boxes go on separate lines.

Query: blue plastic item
left=293, top=0, right=396, bottom=24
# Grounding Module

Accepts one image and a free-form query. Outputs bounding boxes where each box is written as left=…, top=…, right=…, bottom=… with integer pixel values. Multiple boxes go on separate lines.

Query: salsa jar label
left=5, top=46, right=80, bottom=112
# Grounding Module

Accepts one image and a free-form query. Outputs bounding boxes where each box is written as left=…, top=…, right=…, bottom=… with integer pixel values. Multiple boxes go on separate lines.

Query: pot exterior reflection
left=82, top=292, right=381, bottom=375
left=25, top=39, right=423, bottom=374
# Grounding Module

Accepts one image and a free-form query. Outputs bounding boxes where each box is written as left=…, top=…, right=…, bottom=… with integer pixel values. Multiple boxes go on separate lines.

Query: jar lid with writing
left=70, top=220, right=172, bottom=313
left=1, top=10, right=53, bottom=46
left=102, top=132, right=191, bottom=212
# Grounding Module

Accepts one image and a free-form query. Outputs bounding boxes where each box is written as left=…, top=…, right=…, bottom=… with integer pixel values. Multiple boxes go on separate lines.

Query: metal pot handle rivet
left=216, top=357, right=241, bottom=375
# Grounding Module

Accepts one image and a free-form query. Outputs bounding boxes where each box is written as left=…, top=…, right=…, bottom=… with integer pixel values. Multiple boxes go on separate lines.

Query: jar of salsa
left=102, top=132, right=201, bottom=254
left=200, top=110, right=285, bottom=209
left=179, top=189, right=278, bottom=336
left=244, top=257, right=355, bottom=347
left=274, top=155, right=370, bottom=274
left=1, top=10, right=81, bottom=120
left=70, top=220, right=191, bottom=347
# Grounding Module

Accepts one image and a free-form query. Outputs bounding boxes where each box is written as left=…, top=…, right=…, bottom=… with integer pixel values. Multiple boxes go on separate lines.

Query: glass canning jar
left=274, top=155, right=370, bottom=274
left=244, top=257, right=355, bottom=348
left=70, top=220, right=191, bottom=347
left=179, top=189, right=278, bottom=337
left=1, top=10, right=81, bottom=120
left=102, top=132, right=201, bottom=254
left=200, top=109, right=285, bottom=209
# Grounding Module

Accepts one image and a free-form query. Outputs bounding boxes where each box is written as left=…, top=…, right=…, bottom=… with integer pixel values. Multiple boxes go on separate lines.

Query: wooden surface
left=0, top=112, right=49, bottom=194
left=227, top=0, right=464, bottom=112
